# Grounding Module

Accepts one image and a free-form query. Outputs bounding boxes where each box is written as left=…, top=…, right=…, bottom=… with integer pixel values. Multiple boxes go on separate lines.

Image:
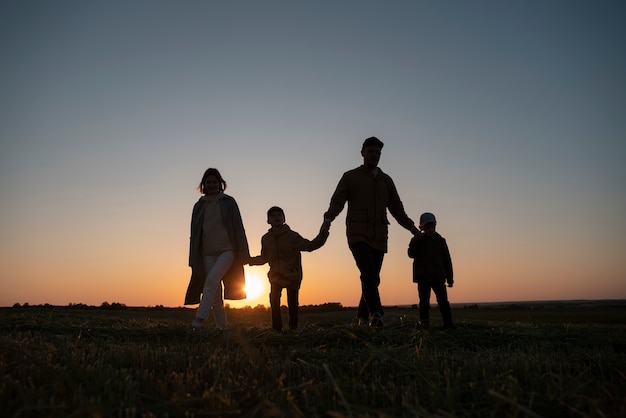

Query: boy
left=407, top=212, right=455, bottom=329
left=249, top=206, right=329, bottom=332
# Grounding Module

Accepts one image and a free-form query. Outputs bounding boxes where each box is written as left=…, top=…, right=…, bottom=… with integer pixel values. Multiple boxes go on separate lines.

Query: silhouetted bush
left=300, top=302, right=344, bottom=313
left=100, top=302, right=127, bottom=310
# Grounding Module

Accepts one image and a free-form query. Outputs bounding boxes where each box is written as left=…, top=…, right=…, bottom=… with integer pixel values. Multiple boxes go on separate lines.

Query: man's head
left=361, top=136, right=384, bottom=169
left=362, top=136, right=384, bottom=151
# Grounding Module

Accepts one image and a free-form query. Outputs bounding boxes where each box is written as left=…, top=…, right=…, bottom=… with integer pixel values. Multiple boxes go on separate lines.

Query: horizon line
left=3, top=298, right=625, bottom=309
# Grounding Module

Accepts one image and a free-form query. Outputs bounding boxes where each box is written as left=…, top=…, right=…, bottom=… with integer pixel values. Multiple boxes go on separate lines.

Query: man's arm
left=385, top=176, right=419, bottom=235
left=323, top=173, right=349, bottom=225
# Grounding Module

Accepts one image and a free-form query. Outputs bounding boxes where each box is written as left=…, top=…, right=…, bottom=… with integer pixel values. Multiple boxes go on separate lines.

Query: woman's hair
left=198, top=168, right=227, bottom=194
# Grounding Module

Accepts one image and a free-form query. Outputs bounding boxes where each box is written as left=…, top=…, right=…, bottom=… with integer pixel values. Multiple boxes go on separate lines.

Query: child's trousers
left=418, top=281, right=453, bottom=328
left=269, top=283, right=299, bottom=331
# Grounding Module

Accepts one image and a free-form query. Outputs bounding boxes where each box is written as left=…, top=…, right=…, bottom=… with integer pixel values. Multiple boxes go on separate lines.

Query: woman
left=185, top=168, right=250, bottom=329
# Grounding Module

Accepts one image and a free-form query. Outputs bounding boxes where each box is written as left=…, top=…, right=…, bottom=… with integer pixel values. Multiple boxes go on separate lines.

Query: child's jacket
left=408, top=232, right=453, bottom=284
left=249, top=224, right=328, bottom=289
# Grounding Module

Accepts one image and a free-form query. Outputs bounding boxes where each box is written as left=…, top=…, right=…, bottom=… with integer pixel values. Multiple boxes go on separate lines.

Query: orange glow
left=225, top=266, right=270, bottom=308
left=244, top=272, right=267, bottom=301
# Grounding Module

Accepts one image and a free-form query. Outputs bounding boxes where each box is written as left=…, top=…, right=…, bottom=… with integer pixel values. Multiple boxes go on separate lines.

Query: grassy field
left=1, top=302, right=625, bottom=417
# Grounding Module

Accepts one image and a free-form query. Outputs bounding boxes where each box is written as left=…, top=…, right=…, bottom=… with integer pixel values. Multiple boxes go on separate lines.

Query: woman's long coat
left=184, top=194, right=250, bottom=305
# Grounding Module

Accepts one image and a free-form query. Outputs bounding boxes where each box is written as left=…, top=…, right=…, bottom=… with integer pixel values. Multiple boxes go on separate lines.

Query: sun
left=244, top=272, right=268, bottom=301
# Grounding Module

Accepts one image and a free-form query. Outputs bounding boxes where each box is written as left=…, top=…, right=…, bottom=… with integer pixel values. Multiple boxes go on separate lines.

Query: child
left=407, top=212, right=455, bottom=329
left=249, top=206, right=329, bottom=332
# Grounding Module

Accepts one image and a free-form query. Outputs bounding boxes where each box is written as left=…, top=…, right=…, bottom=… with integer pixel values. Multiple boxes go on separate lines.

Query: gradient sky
left=1, top=1, right=625, bottom=309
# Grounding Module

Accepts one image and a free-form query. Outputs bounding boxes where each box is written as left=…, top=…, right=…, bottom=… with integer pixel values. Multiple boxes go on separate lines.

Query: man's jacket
left=324, top=165, right=416, bottom=252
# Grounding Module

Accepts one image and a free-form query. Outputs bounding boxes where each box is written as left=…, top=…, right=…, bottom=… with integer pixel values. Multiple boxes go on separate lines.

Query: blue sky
left=1, top=1, right=624, bottom=307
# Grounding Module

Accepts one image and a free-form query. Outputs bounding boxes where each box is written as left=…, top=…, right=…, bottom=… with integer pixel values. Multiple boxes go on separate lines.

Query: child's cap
left=267, top=206, right=285, bottom=218
left=362, top=136, right=384, bottom=150
left=419, top=212, right=437, bottom=226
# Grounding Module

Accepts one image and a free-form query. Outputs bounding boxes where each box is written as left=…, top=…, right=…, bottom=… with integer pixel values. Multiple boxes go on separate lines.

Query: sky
left=1, top=1, right=625, bottom=309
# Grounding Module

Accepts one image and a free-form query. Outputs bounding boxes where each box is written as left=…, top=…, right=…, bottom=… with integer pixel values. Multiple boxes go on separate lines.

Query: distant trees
left=226, top=302, right=345, bottom=313
left=10, top=301, right=346, bottom=311
left=11, top=302, right=128, bottom=309
left=99, top=302, right=127, bottom=310
left=231, top=304, right=269, bottom=312
left=299, top=302, right=344, bottom=313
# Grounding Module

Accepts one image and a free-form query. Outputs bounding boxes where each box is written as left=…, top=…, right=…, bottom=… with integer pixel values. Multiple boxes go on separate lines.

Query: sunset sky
left=1, top=1, right=625, bottom=309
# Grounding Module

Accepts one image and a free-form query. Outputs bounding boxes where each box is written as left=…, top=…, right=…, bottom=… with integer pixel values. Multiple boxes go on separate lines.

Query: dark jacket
left=408, top=232, right=453, bottom=284
left=185, top=193, right=250, bottom=304
left=249, top=224, right=328, bottom=289
left=324, top=165, right=416, bottom=252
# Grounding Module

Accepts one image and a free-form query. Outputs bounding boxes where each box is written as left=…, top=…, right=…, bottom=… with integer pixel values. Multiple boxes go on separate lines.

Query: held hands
left=247, top=255, right=264, bottom=266
left=321, top=219, right=331, bottom=234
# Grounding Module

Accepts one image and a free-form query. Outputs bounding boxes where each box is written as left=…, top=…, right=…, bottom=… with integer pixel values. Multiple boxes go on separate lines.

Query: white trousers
left=196, top=251, right=234, bottom=328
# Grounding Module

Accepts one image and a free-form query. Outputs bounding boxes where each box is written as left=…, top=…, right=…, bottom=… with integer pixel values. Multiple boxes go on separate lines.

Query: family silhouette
left=185, top=137, right=455, bottom=331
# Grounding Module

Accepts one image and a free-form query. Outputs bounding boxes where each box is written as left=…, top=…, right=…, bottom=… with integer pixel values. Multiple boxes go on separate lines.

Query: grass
left=1, top=303, right=625, bottom=417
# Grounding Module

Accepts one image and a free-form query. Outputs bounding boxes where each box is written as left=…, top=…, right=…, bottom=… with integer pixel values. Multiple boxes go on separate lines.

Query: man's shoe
left=191, top=319, right=203, bottom=329
left=369, top=312, right=384, bottom=328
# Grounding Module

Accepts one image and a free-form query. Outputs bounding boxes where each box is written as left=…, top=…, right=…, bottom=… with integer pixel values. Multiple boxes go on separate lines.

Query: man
left=322, top=136, right=419, bottom=327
